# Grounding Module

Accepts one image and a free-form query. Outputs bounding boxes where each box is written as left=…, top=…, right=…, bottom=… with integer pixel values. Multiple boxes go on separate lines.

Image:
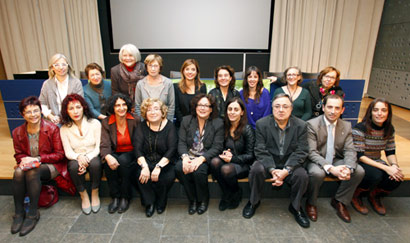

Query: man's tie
left=326, top=124, right=334, bottom=163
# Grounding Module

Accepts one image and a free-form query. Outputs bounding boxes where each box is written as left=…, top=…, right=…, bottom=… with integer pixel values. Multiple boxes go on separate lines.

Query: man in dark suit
left=305, top=94, right=364, bottom=223
left=242, top=93, right=310, bottom=228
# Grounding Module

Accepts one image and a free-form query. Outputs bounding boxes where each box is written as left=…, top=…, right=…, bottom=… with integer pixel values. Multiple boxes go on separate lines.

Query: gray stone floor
left=0, top=195, right=409, bottom=243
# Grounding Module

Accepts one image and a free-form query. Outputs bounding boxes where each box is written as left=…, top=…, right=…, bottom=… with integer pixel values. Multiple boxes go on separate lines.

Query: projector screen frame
left=105, top=0, right=275, bottom=53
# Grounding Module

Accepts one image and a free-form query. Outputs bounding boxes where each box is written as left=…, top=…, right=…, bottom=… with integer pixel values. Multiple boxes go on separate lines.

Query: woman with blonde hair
left=135, top=98, right=177, bottom=217
left=39, top=53, right=83, bottom=125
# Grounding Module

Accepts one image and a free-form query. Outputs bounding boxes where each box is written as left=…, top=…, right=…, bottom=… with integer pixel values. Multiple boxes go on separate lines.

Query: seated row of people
left=39, top=46, right=345, bottom=131
left=11, top=92, right=403, bottom=235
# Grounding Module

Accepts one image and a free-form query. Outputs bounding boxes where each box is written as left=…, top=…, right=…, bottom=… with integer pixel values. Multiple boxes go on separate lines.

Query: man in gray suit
left=305, top=94, right=364, bottom=223
left=242, top=93, right=310, bottom=228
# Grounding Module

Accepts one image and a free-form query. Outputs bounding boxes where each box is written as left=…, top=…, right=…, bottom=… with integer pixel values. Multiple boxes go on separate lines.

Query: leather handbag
left=38, top=185, right=58, bottom=208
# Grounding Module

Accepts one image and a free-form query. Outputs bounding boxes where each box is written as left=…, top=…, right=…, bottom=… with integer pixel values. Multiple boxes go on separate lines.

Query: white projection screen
left=110, top=0, right=272, bottom=50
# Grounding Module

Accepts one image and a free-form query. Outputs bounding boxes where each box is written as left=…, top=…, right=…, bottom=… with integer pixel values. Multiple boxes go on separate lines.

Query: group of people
left=10, top=43, right=403, bottom=236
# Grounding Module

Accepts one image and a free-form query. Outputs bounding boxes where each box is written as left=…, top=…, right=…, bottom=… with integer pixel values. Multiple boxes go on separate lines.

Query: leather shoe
left=242, top=201, right=260, bottom=219
left=219, top=199, right=229, bottom=211
left=289, top=204, right=310, bottom=228
left=118, top=198, right=129, bottom=214
left=368, top=195, right=386, bottom=215
left=156, top=205, right=165, bottom=214
left=19, top=211, right=40, bottom=236
left=351, top=197, right=368, bottom=215
left=306, top=204, right=317, bottom=221
left=11, top=214, right=24, bottom=234
left=351, top=187, right=369, bottom=215
left=108, top=198, right=119, bottom=214
left=188, top=201, right=197, bottom=215
left=331, top=198, right=351, bottom=223
left=197, top=202, right=208, bottom=215
left=146, top=204, right=155, bottom=217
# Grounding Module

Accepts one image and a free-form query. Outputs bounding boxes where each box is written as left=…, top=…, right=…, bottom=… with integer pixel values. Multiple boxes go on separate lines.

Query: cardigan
left=134, top=75, right=175, bottom=121
left=39, top=76, right=84, bottom=117
left=84, top=80, right=112, bottom=118
left=273, top=87, right=312, bottom=121
left=60, top=117, right=101, bottom=161
left=239, top=88, right=271, bottom=129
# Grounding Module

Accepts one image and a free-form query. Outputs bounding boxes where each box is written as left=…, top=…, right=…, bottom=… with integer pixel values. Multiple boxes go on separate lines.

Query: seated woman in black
left=210, top=97, right=255, bottom=211
left=135, top=98, right=177, bottom=217
left=100, top=93, right=139, bottom=214
left=302, top=66, right=344, bottom=118
left=175, top=94, right=224, bottom=215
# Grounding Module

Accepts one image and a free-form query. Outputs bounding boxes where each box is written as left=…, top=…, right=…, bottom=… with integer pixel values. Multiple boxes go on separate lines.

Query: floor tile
left=111, top=218, right=163, bottom=243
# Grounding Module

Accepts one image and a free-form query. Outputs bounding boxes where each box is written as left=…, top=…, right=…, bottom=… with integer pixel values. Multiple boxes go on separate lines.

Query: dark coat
left=254, top=115, right=309, bottom=172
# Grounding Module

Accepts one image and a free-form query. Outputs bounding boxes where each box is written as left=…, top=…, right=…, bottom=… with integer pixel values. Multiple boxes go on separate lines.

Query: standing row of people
left=38, top=45, right=346, bottom=131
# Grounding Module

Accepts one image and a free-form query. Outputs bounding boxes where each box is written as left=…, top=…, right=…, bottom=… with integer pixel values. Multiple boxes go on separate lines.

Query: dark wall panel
left=368, top=0, right=410, bottom=108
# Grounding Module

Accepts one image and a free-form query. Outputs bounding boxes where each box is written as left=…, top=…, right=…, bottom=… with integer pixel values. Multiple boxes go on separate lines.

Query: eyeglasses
left=148, top=64, right=160, bottom=69
left=52, top=63, right=68, bottom=68
left=273, top=104, right=291, bottom=110
left=24, top=109, right=41, bottom=115
left=147, top=107, right=161, bottom=113
left=197, top=104, right=211, bottom=109
left=323, top=75, right=336, bottom=80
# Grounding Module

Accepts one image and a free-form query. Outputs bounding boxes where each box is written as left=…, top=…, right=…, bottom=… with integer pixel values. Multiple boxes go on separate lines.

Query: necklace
left=148, top=120, right=162, bottom=155
left=287, top=85, right=297, bottom=101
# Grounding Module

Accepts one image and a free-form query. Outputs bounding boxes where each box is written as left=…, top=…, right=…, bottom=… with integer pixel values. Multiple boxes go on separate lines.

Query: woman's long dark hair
left=61, top=94, right=93, bottom=127
left=362, top=97, right=393, bottom=138
left=242, top=66, right=263, bottom=103
left=224, top=97, right=248, bottom=140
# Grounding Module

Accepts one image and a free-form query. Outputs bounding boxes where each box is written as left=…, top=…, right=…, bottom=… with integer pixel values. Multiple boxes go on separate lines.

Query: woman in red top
left=100, top=93, right=140, bottom=214
left=11, top=96, right=70, bottom=236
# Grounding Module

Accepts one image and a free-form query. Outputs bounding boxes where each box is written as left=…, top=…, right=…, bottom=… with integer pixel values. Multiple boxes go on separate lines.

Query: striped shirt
left=352, top=122, right=395, bottom=163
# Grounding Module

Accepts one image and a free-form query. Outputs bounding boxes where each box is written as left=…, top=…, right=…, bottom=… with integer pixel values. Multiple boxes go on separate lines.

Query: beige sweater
left=60, top=117, right=101, bottom=161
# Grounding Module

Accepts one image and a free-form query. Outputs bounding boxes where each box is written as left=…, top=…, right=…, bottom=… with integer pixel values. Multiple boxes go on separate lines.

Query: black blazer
left=178, top=115, right=224, bottom=163
left=225, top=124, right=255, bottom=166
left=254, top=115, right=308, bottom=172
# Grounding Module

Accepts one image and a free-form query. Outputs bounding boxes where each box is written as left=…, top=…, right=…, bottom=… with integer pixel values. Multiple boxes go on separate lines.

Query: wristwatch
left=181, top=153, right=189, bottom=160
left=155, top=164, right=163, bottom=169
left=284, top=166, right=293, bottom=175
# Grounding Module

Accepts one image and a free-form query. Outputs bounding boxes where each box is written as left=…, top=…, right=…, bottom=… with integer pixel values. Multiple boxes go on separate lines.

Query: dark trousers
left=175, top=159, right=209, bottom=203
left=359, top=163, right=401, bottom=191
left=249, top=161, right=308, bottom=211
left=136, top=164, right=175, bottom=207
left=104, top=151, right=136, bottom=199
left=13, top=165, right=51, bottom=216
left=210, top=157, right=249, bottom=201
left=68, top=156, right=101, bottom=192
